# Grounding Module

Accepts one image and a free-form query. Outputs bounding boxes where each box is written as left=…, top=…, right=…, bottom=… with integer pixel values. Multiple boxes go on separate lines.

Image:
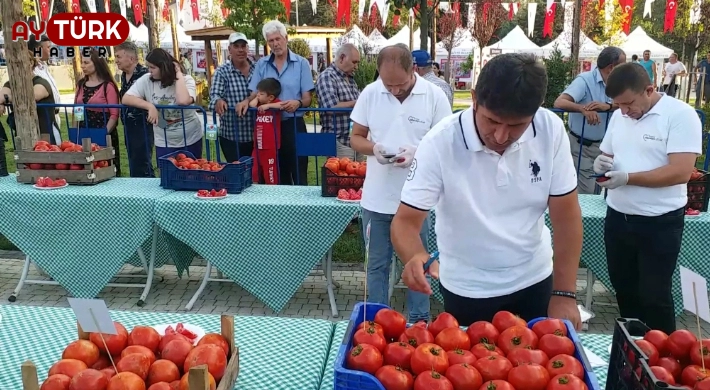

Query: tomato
left=635, top=339, right=660, bottom=366
left=117, top=353, right=151, bottom=380
left=197, top=334, right=230, bottom=356
left=473, top=355, right=513, bottom=382
left=121, top=345, right=156, bottom=365
left=690, top=340, right=710, bottom=368
left=69, top=368, right=108, bottom=390
left=362, top=321, right=386, bottom=338
left=448, top=349, right=477, bottom=365
left=62, top=340, right=100, bottom=367
left=34, top=145, right=50, bottom=152
left=435, top=328, right=472, bottom=352
left=147, top=359, right=180, bottom=385
left=216, top=189, right=228, bottom=197
left=479, top=380, right=516, bottom=390
left=507, top=348, right=549, bottom=366
left=374, top=309, right=407, bottom=341
left=375, top=365, right=414, bottom=390
left=471, top=343, right=504, bottom=360
left=492, top=311, right=527, bottom=332
left=354, top=326, right=387, bottom=353
left=539, top=334, right=575, bottom=358
left=508, top=364, right=550, bottom=390
left=681, top=365, right=710, bottom=387
left=546, top=355, right=584, bottom=378
left=413, top=370, right=454, bottom=390
left=411, top=343, right=450, bottom=375
left=90, top=322, right=129, bottom=356
left=399, top=322, right=435, bottom=348
left=467, top=322, right=500, bottom=345
left=446, top=363, right=483, bottom=390
left=532, top=319, right=568, bottom=338
left=40, top=374, right=71, bottom=390
left=657, top=357, right=682, bottom=381
left=644, top=330, right=670, bottom=357
left=669, top=330, right=698, bottom=361
left=650, top=366, right=676, bottom=384
left=346, top=344, right=383, bottom=375
left=546, top=374, right=588, bottom=390
left=697, top=378, right=710, bottom=390
left=183, top=344, right=227, bottom=381
left=383, top=342, right=415, bottom=371
left=324, top=161, right=340, bottom=173
left=498, top=326, right=539, bottom=355
left=429, top=313, right=460, bottom=338
left=70, top=164, right=83, bottom=170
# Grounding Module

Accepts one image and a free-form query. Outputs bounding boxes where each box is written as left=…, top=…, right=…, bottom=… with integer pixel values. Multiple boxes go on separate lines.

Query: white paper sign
left=680, top=266, right=710, bottom=323
left=582, top=347, right=608, bottom=367
left=68, top=298, right=117, bottom=334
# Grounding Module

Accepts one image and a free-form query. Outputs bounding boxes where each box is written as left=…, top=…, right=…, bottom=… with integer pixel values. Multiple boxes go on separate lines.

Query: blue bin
left=158, top=150, right=253, bottom=193
left=68, top=128, right=109, bottom=146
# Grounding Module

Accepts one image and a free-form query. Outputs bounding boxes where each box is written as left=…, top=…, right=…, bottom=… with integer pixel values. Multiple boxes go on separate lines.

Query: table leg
left=186, top=260, right=213, bottom=310
left=325, top=248, right=339, bottom=318
left=8, top=255, right=32, bottom=302
left=585, top=269, right=595, bottom=312
left=137, top=224, right=159, bottom=307
left=388, top=258, right=396, bottom=304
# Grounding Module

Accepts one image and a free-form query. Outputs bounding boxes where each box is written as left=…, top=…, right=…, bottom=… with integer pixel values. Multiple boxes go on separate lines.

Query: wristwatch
left=297, top=100, right=303, bottom=108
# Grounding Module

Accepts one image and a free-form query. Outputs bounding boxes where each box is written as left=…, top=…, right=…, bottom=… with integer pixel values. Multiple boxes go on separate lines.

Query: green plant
left=542, top=46, right=574, bottom=109
left=460, top=54, right=474, bottom=73
left=353, top=56, right=377, bottom=91
left=287, top=39, right=312, bottom=60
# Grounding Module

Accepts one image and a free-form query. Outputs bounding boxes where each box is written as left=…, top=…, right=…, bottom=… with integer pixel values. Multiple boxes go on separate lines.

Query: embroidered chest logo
left=643, top=134, right=664, bottom=142
left=407, top=158, right=417, bottom=181
left=529, top=160, right=542, bottom=183
left=408, top=116, right=426, bottom=124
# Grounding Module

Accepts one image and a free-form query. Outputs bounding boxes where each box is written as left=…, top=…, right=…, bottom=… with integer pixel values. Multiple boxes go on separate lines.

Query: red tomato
left=467, top=322, right=500, bottom=345
left=361, top=321, right=386, bottom=338
left=498, top=326, right=539, bottom=355
left=492, top=311, right=527, bottom=332
left=644, top=330, right=670, bottom=357
left=429, top=313, right=460, bottom=338
left=411, top=343, right=450, bottom=376
left=69, top=369, right=108, bottom=390
left=546, top=374, right=588, bottom=390
left=697, top=378, right=710, bottom=390
left=346, top=344, right=383, bottom=375
left=447, top=349, right=477, bottom=365
left=446, top=363, right=483, bottom=390
left=354, top=326, right=387, bottom=353
left=681, top=365, right=710, bottom=387
left=539, top=334, right=575, bottom=358
left=375, top=309, right=407, bottom=341
left=508, top=364, right=550, bottom=390
left=546, top=355, right=584, bottom=378
left=53, top=179, right=67, bottom=187
left=471, top=343, right=504, bottom=360
left=435, top=328, right=472, bottom=352
left=650, top=366, right=676, bottom=384
left=183, top=344, right=227, bottom=381
left=479, top=380, right=516, bottom=390
left=507, top=348, right=549, bottom=366
left=473, top=355, right=513, bottom=382
left=375, top=365, right=414, bottom=390
left=413, top=370, right=454, bottom=390
left=690, top=340, right=710, bottom=368
left=532, top=319, right=568, bottom=338
left=636, top=340, right=660, bottom=366
left=399, top=322, right=435, bottom=348
left=669, top=330, right=698, bottom=361
left=657, top=357, right=682, bottom=381
left=383, top=342, right=415, bottom=371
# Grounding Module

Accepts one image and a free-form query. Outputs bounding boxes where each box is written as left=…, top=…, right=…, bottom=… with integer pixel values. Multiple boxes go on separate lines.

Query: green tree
left=288, top=38, right=312, bottom=58
left=223, top=0, right=285, bottom=51
left=389, top=0, right=440, bottom=50
left=470, top=0, right=507, bottom=61
left=583, top=0, right=629, bottom=44
left=543, top=47, right=574, bottom=107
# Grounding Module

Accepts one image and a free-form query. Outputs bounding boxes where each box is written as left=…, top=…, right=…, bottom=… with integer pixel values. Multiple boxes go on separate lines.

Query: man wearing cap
left=28, top=36, right=62, bottom=132
left=412, top=50, right=453, bottom=107
left=210, top=32, right=256, bottom=162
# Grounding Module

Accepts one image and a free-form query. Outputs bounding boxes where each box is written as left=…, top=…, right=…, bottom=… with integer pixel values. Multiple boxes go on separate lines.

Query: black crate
left=320, top=166, right=365, bottom=197
left=607, top=318, right=685, bottom=390
left=686, top=169, right=710, bottom=212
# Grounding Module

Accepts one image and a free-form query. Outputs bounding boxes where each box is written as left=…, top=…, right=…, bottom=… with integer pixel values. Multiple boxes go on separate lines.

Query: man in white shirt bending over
left=392, top=54, right=583, bottom=328
left=350, top=43, right=452, bottom=323
left=662, top=53, right=687, bottom=97
left=594, top=63, right=701, bottom=334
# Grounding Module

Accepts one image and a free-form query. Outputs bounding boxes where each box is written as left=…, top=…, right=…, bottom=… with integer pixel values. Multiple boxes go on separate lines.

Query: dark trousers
left=219, top=136, right=253, bottom=163
left=604, top=206, right=684, bottom=334
left=440, top=275, right=553, bottom=324
left=663, top=84, right=678, bottom=97
left=123, top=116, right=154, bottom=178
left=280, top=117, right=308, bottom=185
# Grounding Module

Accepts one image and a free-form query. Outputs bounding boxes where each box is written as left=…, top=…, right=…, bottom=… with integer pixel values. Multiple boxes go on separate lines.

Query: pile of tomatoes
left=35, top=177, right=67, bottom=188
left=346, top=309, right=590, bottom=390
left=166, top=153, right=227, bottom=172
left=632, top=328, right=710, bottom=389
left=40, top=321, right=231, bottom=390
left=25, top=140, right=111, bottom=170
left=324, top=157, right=366, bottom=189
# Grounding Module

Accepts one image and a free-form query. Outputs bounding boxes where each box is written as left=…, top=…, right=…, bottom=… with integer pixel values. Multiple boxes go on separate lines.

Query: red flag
left=543, top=3, right=556, bottom=38
left=344, top=0, right=352, bottom=24
left=281, top=0, right=291, bottom=18
left=598, top=0, right=605, bottom=10
left=618, top=0, right=633, bottom=33
left=393, top=8, right=400, bottom=26
left=141, top=0, right=147, bottom=14
left=132, top=0, right=143, bottom=25
left=664, top=0, right=678, bottom=32
left=40, top=0, right=50, bottom=21
left=483, top=3, right=491, bottom=20
left=179, top=0, right=185, bottom=11
left=71, top=0, right=80, bottom=13
left=162, top=0, right=169, bottom=19
left=452, top=2, right=461, bottom=24
left=581, top=0, right=589, bottom=26
left=369, top=3, right=378, bottom=25
left=508, top=3, right=514, bottom=20
left=191, top=0, right=200, bottom=20
left=222, top=7, right=229, bottom=18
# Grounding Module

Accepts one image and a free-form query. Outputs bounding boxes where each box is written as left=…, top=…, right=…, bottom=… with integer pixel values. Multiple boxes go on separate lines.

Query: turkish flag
left=664, top=0, right=677, bottom=32
left=141, top=0, right=147, bottom=15
left=132, top=0, right=143, bottom=25
left=543, top=3, right=556, bottom=38
left=393, top=9, right=400, bottom=26
left=191, top=0, right=200, bottom=20
left=618, top=0, right=633, bottom=33
left=281, top=0, right=290, bottom=19
left=483, top=3, right=491, bottom=20
left=163, top=0, right=170, bottom=19
left=40, top=0, right=50, bottom=21
left=71, top=0, right=80, bottom=13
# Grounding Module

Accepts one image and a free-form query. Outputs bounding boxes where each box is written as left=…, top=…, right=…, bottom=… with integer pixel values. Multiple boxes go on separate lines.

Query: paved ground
left=0, top=250, right=708, bottom=334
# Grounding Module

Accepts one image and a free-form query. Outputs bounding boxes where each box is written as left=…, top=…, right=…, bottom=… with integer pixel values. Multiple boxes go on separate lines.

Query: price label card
left=73, top=106, right=84, bottom=121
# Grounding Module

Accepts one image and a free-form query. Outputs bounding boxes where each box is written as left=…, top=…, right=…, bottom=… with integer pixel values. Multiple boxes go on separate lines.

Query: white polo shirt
left=350, top=73, right=452, bottom=215
left=600, top=94, right=702, bottom=216
left=400, top=107, right=578, bottom=298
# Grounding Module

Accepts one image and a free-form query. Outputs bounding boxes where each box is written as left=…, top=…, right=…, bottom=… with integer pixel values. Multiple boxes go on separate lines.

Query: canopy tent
left=436, top=29, right=478, bottom=57
left=306, top=37, right=328, bottom=52
left=620, top=27, right=673, bottom=59
left=157, top=24, right=203, bottom=49
left=129, top=23, right=150, bottom=44
left=484, top=26, right=541, bottom=54
left=385, top=26, right=431, bottom=50
left=368, top=29, right=387, bottom=44
left=541, top=31, right=603, bottom=58
left=336, top=25, right=369, bottom=46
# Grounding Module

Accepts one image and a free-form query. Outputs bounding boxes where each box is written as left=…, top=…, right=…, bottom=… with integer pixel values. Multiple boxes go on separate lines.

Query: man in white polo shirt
left=392, top=54, right=583, bottom=328
left=593, top=63, right=701, bottom=333
left=350, top=43, right=452, bottom=322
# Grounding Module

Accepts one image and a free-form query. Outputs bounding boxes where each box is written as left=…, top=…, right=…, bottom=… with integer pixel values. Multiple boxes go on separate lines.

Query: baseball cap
left=412, top=50, right=432, bottom=67
left=229, top=33, right=248, bottom=44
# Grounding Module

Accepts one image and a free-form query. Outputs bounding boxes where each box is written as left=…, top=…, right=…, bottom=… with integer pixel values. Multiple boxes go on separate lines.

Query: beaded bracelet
left=552, top=290, right=577, bottom=299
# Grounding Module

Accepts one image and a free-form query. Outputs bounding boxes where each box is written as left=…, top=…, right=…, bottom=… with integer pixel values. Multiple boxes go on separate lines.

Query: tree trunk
left=446, top=51, right=453, bottom=83
left=570, top=0, right=582, bottom=76
left=419, top=0, right=428, bottom=50
left=146, top=0, right=160, bottom=51
left=430, top=11, right=437, bottom=60
left=1, top=0, right=40, bottom=150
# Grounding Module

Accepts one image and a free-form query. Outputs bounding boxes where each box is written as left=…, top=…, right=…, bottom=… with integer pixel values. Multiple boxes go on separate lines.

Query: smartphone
left=382, top=154, right=396, bottom=159
left=591, top=173, right=606, bottom=178
left=157, top=116, right=168, bottom=129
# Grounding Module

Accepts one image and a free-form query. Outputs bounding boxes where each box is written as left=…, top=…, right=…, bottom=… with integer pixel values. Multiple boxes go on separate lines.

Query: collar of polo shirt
left=626, top=93, right=670, bottom=121
left=592, top=67, right=606, bottom=86
left=268, top=49, right=299, bottom=64
left=377, top=73, right=428, bottom=96
left=458, top=107, right=537, bottom=153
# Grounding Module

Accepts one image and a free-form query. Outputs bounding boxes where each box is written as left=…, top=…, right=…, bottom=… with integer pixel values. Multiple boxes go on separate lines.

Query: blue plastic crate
left=158, top=150, right=253, bottom=193
left=334, top=302, right=601, bottom=390
left=68, top=128, right=109, bottom=146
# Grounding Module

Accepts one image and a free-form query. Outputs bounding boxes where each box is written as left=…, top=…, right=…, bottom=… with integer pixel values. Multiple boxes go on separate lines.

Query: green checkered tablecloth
left=154, top=185, right=360, bottom=312
left=320, top=321, right=349, bottom=390
left=579, top=333, right=613, bottom=388
left=0, top=178, right=173, bottom=298
left=0, top=305, right=333, bottom=390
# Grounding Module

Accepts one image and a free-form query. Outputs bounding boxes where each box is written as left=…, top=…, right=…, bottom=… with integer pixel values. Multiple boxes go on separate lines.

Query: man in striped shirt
left=412, top=50, right=453, bottom=107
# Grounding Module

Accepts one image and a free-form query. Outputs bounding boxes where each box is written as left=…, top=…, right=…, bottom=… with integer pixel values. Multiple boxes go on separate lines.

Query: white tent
left=437, top=29, right=479, bottom=57
left=385, top=26, right=431, bottom=50
left=368, top=29, right=387, bottom=44
left=542, top=31, right=603, bottom=58
left=129, top=23, right=150, bottom=44
left=338, top=25, right=369, bottom=46
left=620, top=27, right=673, bottom=59
left=484, top=26, right=541, bottom=54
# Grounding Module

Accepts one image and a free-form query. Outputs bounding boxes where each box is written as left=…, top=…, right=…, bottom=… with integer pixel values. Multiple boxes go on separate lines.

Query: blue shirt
left=698, top=60, right=710, bottom=83
left=248, top=50, right=315, bottom=118
left=562, top=68, right=612, bottom=141
left=638, top=59, right=655, bottom=84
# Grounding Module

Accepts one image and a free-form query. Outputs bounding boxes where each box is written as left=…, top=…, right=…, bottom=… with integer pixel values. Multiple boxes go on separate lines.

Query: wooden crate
left=20, top=314, right=240, bottom=390
left=14, top=135, right=116, bottom=185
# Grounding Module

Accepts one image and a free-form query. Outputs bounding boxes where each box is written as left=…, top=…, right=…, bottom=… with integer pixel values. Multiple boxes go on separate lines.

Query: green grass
left=454, top=90, right=471, bottom=101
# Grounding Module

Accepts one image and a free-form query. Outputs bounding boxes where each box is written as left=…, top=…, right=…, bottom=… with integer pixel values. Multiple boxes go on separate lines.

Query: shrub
left=542, top=46, right=574, bottom=108
left=288, top=39, right=311, bottom=59
left=353, top=55, right=377, bottom=91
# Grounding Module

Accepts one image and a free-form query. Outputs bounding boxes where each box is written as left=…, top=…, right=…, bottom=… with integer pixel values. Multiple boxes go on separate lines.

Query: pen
left=423, top=251, right=439, bottom=272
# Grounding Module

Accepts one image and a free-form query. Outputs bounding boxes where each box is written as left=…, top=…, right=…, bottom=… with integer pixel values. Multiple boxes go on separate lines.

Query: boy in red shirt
left=249, top=78, right=282, bottom=184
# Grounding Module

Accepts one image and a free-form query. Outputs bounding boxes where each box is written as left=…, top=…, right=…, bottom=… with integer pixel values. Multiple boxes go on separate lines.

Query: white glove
left=593, top=154, right=614, bottom=174
left=373, top=143, right=394, bottom=165
left=393, top=145, right=417, bottom=168
left=597, top=171, right=629, bottom=189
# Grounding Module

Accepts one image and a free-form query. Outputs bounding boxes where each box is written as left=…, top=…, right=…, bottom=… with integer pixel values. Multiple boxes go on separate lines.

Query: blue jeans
left=361, top=208, right=431, bottom=323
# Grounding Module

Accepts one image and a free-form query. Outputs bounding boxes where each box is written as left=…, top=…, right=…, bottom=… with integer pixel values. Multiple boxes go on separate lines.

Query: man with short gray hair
left=316, top=43, right=361, bottom=160
left=412, top=50, right=453, bottom=107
